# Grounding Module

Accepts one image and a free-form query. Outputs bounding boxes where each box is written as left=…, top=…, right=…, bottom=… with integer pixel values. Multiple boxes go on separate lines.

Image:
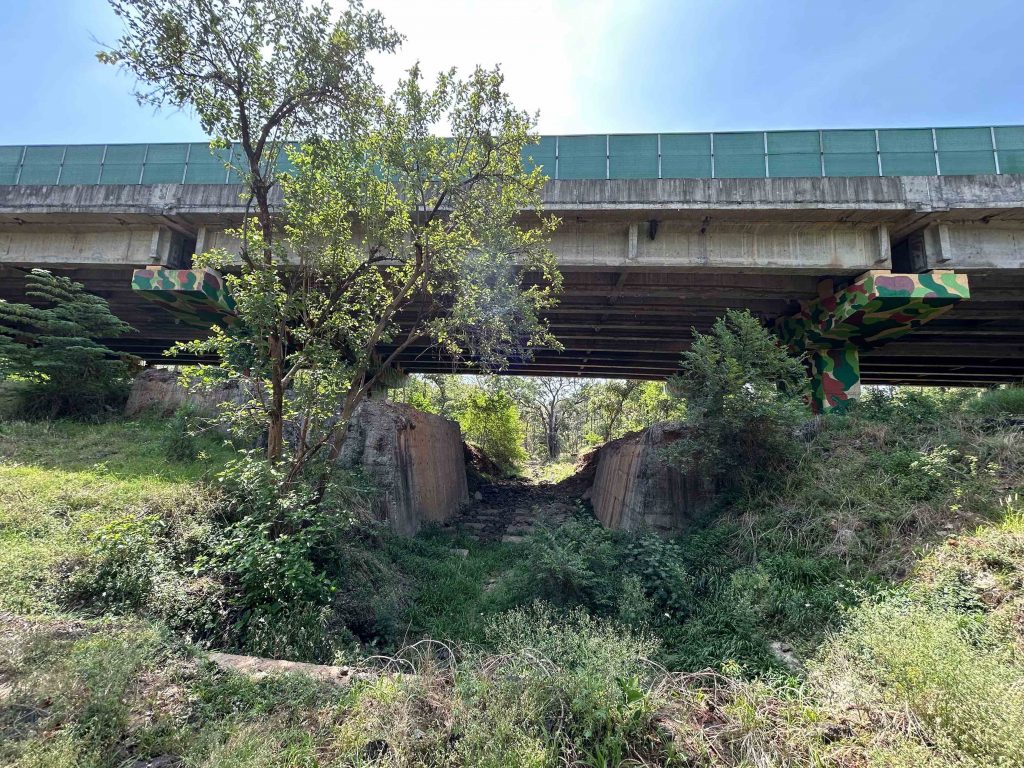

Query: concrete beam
left=0, top=226, right=187, bottom=267
left=544, top=221, right=890, bottom=272
left=903, top=222, right=1024, bottom=271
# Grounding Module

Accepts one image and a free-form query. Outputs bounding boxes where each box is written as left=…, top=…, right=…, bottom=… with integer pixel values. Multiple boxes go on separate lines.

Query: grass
left=524, top=459, right=578, bottom=484
left=0, top=418, right=232, bottom=615
left=1, top=387, right=1023, bottom=766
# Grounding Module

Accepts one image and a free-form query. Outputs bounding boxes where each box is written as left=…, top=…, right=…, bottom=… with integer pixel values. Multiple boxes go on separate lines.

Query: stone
left=124, top=367, right=246, bottom=418
left=501, top=534, right=527, bottom=544
left=208, top=651, right=378, bottom=686
left=449, top=548, right=469, bottom=559
left=474, top=490, right=483, bottom=501
left=126, top=370, right=470, bottom=538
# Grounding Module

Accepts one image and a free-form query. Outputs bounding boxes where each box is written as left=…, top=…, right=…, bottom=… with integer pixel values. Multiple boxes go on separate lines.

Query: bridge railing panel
left=1, top=126, right=1023, bottom=185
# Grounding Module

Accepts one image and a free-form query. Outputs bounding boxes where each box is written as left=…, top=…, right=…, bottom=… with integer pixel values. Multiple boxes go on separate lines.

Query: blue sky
left=1, top=0, right=1022, bottom=145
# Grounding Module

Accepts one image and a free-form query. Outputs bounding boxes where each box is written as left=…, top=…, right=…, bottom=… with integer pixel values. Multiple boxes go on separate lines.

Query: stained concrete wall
left=337, top=399, right=468, bottom=536
left=587, top=421, right=711, bottom=534
left=125, top=370, right=468, bottom=536
left=125, top=367, right=245, bottom=417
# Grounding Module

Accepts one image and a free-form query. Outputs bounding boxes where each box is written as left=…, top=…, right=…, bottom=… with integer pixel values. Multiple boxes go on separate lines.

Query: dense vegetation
left=2, top=384, right=1022, bottom=766
left=1, top=2, right=1022, bottom=765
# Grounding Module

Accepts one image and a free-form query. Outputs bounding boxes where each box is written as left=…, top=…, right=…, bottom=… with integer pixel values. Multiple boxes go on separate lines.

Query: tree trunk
left=253, top=181, right=287, bottom=464
left=546, top=409, right=559, bottom=460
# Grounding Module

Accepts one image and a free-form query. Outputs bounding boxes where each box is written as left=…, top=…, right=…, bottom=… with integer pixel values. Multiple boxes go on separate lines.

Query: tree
left=664, top=309, right=807, bottom=483
left=100, top=0, right=401, bottom=461
left=102, top=1, right=560, bottom=489
left=457, top=387, right=527, bottom=474
left=0, top=270, right=136, bottom=418
left=519, top=377, right=585, bottom=460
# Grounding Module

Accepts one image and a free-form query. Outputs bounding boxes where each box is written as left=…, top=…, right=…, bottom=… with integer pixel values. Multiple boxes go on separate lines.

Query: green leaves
left=0, top=270, right=136, bottom=419
left=665, top=309, right=809, bottom=484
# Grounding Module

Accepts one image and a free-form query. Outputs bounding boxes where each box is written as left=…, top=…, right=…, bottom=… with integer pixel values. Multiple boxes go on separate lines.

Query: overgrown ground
left=2, top=388, right=1023, bottom=766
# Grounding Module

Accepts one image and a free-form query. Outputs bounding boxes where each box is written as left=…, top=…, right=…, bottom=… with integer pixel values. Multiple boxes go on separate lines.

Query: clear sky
left=2, top=0, right=1023, bottom=145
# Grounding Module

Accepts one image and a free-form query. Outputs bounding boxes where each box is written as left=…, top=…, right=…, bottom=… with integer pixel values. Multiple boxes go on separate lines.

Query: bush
left=0, top=269, right=136, bottom=419
left=815, top=598, right=1024, bottom=767
left=199, top=453, right=395, bottom=662
left=665, top=309, right=808, bottom=484
left=459, top=604, right=661, bottom=767
left=163, top=403, right=203, bottom=462
left=457, top=388, right=528, bottom=474
left=52, top=511, right=163, bottom=614
left=964, top=385, right=1024, bottom=417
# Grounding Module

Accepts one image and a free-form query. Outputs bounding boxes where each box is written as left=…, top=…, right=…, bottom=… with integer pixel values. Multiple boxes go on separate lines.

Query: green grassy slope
left=1, top=388, right=1022, bottom=767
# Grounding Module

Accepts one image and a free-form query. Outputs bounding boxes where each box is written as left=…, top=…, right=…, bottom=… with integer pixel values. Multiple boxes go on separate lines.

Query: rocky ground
left=441, top=479, right=579, bottom=543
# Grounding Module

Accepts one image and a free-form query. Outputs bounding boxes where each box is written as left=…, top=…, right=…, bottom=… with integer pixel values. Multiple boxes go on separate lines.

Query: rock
left=208, top=651, right=380, bottom=686
left=449, top=548, right=469, bottom=559
left=769, top=641, right=804, bottom=673
left=501, top=534, right=527, bottom=544
left=125, top=367, right=246, bottom=418
left=586, top=421, right=713, bottom=534
left=474, top=490, right=484, bottom=502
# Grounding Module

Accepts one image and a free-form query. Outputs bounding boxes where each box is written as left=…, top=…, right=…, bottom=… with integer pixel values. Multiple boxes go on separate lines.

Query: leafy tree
left=518, top=377, right=585, bottom=460
left=100, top=0, right=401, bottom=462
left=457, top=387, right=527, bottom=474
left=0, top=270, right=136, bottom=419
left=102, top=1, right=560, bottom=490
left=664, top=309, right=808, bottom=483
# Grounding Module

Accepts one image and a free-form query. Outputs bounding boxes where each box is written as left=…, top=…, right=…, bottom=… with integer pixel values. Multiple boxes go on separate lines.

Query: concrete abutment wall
left=584, top=421, right=713, bottom=534
left=125, top=370, right=468, bottom=536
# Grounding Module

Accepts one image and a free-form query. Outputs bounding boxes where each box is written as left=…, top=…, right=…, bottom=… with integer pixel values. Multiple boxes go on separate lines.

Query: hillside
left=1, top=388, right=1023, bottom=767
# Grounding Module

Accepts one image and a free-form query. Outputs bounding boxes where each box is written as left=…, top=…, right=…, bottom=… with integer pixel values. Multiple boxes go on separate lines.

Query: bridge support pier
left=778, top=270, right=970, bottom=413
left=808, top=346, right=861, bottom=413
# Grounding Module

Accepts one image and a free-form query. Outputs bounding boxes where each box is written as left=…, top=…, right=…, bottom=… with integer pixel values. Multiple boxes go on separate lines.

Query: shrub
left=665, top=309, right=808, bottom=484
left=163, top=403, right=203, bottom=462
left=815, top=598, right=1024, bottom=767
left=458, top=604, right=663, bottom=767
left=964, top=385, right=1024, bottom=417
left=456, top=388, right=528, bottom=474
left=199, top=453, right=395, bottom=662
left=0, top=269, right=136, bottom=419
left=52, top=511, right=164, bottom=614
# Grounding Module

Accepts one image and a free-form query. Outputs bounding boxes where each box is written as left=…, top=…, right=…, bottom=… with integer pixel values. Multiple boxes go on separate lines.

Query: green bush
left=163, top=403, right=203, bottom=462
left=458, top=604, right=663, bottom=767
left=816, top=598, right=1024, bottom=767
left=964, top=385, right=1024, bottom=417
left=52, top=511, right=163, bottom=614
left=198, top=453, right=397, bottom=662
left=665, top=309, right=808, bottom=484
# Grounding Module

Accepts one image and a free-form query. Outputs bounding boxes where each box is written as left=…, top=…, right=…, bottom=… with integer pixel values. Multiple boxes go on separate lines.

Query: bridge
left=2, top=126, right=1023, bottom=411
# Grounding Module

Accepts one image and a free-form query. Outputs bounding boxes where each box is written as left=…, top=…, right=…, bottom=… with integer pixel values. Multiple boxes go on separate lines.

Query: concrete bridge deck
left=1, top=133, right=1023, bottom=407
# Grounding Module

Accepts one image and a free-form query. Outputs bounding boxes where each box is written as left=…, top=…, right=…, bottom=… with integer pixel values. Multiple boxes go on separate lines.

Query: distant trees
left=397, top=374, right=682, bottom=465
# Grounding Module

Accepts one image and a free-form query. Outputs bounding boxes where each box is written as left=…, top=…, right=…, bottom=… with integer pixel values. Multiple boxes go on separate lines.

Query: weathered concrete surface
left=125, top=367, right=245, bottom=417
left=5, top=174, right=1024, bottom=218
left=338, top=399, right=469, bottom=536
left=208, top=651, right=383, bottom=686
left=126, top=373, right=469, bottom=536
left=584, top=422, right=712, bottom=534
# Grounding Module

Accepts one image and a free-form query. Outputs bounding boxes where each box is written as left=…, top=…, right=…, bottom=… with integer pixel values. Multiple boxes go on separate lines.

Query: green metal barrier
left=1, top=126, right=1020, bottom=185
